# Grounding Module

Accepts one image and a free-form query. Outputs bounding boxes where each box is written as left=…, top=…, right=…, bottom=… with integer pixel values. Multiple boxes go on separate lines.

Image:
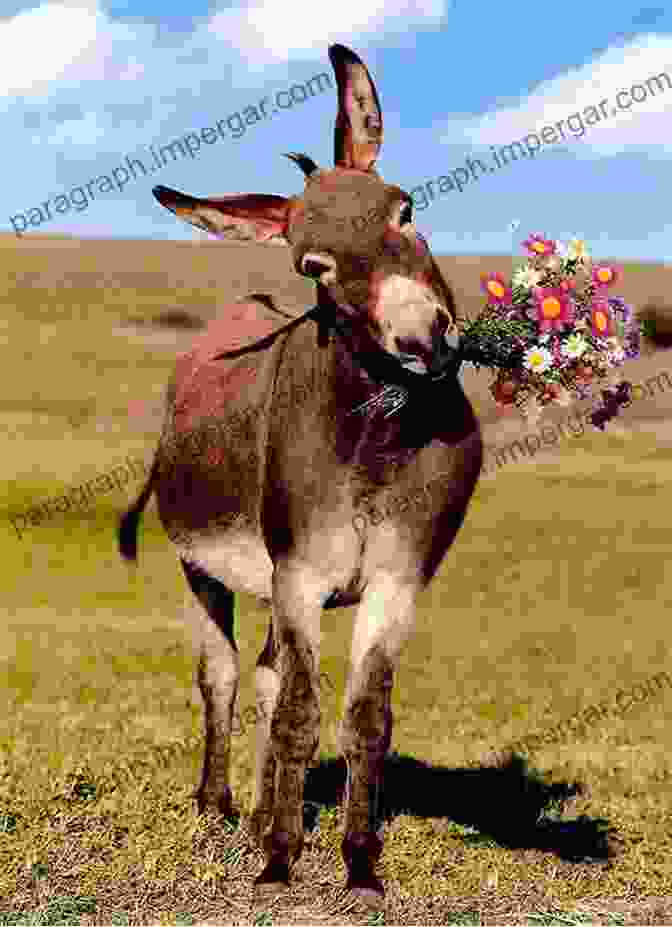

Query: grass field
left=1, top=236, right=672, bottom=925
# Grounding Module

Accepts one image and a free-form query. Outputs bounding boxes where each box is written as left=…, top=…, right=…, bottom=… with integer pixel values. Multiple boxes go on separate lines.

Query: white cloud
left=0, top=1, right=148, bottom=97
left=208, top=0, right=448, bottom=62
left=441, top=34, right=672, bottom=158
left=0, top=2, right=98, bottom=95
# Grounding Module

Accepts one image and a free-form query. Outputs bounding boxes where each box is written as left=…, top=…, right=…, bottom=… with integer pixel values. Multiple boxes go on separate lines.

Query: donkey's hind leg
left=182, top=559, right=239, bottom=818
left=249, top=619, right=280, bottom=849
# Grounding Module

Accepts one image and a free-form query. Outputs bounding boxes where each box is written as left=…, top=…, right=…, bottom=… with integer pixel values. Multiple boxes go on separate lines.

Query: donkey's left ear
left=152, top=185, right=292, bottom=245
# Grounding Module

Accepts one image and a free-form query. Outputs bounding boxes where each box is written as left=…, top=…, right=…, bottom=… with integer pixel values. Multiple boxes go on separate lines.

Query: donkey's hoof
left=254, top=858, right=291, bottom=895
left=343, top=833, right=384, bottom=908
left=346, top=878, right=385, bottom=911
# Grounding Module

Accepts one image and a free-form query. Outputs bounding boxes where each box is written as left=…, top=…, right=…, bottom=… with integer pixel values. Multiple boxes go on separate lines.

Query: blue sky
left=3, top=0, right=671, bottom=258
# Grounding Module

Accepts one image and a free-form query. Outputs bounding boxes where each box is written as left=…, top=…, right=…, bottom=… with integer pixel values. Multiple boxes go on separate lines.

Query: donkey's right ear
left=329, top=44, right=383, bottom=172
left=152, top=185, right=292, bottom=245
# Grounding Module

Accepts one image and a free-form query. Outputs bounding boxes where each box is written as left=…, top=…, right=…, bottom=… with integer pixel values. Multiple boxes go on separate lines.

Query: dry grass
left=1, top=237, right=672, bottom=924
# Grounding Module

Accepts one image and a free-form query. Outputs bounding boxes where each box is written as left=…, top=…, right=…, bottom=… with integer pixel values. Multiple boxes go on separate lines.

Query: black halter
left=211, top=291, right=463, bottom=408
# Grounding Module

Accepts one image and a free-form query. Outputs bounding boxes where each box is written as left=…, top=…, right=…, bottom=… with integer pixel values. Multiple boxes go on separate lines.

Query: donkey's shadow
left=303, top=751, right=616, bottom=864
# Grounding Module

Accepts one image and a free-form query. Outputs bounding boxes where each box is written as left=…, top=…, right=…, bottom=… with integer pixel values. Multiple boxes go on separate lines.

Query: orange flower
left=591, top=264, right=620, bottom=288
left=591, top=299, right=616, bottom=338
left=523, top=234, right=556, bottom=257
left=533, top=287, right=574, bottom=332
left=480, top=272, right=511, bottom=304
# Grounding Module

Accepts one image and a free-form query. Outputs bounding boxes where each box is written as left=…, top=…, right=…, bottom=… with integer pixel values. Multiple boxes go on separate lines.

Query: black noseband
left=318, top=299, right=463, bottom=390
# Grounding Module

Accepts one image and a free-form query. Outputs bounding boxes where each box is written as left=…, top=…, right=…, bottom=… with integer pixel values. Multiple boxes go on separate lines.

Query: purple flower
left=588, top=382, right=632, bottom=430
left=615, top=381, right=633, bottom=406
left=591, top=400, right=615, bottom=429
left=624, top=325, right=641, bottom=359
left=609, top=297, right=632, bottom=325
left=590, top=406, right=610, bottom=430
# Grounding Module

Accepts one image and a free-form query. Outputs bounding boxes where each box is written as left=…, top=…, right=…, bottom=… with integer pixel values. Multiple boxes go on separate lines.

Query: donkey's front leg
left=340, top=574, right=417, bottom=907
left=255, top=561, right=322, bottom=891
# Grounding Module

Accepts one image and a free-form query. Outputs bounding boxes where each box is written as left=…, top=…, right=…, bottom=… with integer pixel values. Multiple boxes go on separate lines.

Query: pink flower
left=480, top=271, right=512, bottom=304
left=523, top=234, right=556, bottom=257
left=533, top=286, right=575, bottom=332
left=592, top=263, right=620, bottom=288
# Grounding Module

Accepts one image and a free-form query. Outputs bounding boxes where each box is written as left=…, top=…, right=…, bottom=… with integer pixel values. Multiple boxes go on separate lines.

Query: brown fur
left=119, top=43, right=482, bottom=909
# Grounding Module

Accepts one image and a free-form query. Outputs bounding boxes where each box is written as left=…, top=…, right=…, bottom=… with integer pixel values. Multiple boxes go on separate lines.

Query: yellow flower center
left=532, top=241, right=547, bottom=253
left=597, top=268, right=612, bottom=283
left=487, top=280, right=505, bottom=299
left=595, top=310, right=607, bottom=331
left=542, top=297, right=561, bottom=318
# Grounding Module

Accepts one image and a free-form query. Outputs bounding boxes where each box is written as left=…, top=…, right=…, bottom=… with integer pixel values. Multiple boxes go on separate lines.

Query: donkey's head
left=153, top=44, right=459, bottom=380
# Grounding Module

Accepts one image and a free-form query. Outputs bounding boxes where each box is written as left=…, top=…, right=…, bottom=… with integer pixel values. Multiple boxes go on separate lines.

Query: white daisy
left=523, top=345, right=553, bottom=373
left=512, top=265, right=542, bottom=289
left=567, top=238, right=589, bottom=261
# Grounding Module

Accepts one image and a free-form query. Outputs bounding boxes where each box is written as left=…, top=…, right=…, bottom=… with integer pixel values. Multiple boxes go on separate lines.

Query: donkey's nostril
left=300, top=252, right=338, bottom=282
left=304, top=259, right=327, bottom=278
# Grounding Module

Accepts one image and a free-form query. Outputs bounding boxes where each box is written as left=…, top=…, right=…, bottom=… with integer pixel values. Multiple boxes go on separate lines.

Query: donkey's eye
left=399, top=202, right=413, bottom=227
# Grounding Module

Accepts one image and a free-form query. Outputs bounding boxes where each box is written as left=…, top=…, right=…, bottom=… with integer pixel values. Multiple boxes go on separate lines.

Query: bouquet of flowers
left=459, top=234, right=648, bottom=429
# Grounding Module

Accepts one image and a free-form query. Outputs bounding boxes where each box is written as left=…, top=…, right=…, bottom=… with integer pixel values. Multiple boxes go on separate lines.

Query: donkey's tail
left=118, top=457, right=159, bottom=562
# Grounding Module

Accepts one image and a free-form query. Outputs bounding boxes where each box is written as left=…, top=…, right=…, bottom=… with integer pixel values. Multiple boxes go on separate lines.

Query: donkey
left=118, top=43, right=482, bottom=907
